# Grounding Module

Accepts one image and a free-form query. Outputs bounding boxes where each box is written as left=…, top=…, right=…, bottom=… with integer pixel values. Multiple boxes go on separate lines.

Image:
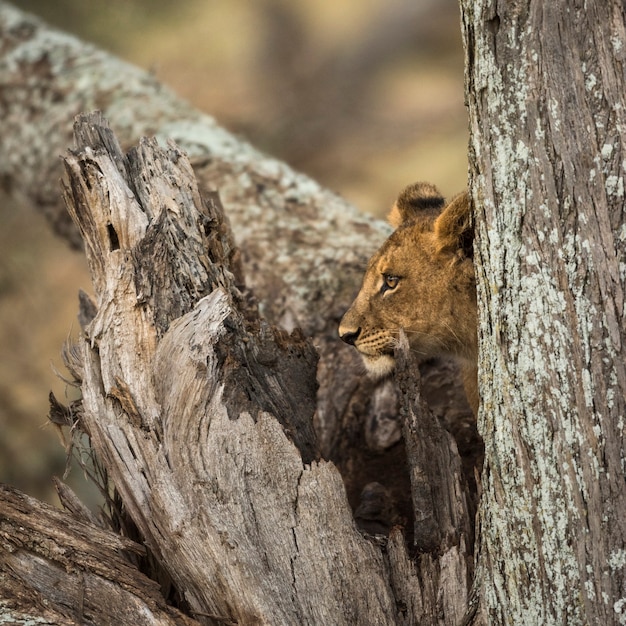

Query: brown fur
left=339, top=183, right=479, bottom=414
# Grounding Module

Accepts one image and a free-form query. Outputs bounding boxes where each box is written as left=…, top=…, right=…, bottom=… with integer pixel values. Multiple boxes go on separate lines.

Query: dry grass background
left=1, top=0, right=467, bottom=505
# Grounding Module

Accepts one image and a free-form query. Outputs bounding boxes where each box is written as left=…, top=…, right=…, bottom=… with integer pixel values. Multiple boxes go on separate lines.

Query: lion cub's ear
left=388, top=182, right=445, bottom=228
left=433, top=191, right=473, bottom=258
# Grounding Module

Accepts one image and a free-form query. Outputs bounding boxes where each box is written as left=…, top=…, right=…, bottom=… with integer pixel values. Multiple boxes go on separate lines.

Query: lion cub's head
left=339, top=182, right=477, bottom=380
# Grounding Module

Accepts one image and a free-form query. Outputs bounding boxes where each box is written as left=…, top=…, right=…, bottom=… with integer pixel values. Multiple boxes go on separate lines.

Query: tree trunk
left=460, top=0, right=626, bottom=623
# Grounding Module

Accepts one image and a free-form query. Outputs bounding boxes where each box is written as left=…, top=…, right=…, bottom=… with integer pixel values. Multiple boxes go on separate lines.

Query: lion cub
left=339, top=182, right=478, bottom=414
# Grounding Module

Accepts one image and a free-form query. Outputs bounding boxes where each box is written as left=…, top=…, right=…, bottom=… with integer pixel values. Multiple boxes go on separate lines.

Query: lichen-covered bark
left=0, top=1, right=383, bottom=329
left=460, top=1, right=626, bottom=624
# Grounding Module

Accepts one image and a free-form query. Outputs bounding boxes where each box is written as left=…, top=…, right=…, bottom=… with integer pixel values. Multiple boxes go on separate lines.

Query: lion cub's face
left=339, top=182, right=477, bottom=378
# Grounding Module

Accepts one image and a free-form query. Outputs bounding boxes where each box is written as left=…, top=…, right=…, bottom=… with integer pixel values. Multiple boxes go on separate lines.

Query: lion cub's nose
left=339, top=326, right=361, bottom=346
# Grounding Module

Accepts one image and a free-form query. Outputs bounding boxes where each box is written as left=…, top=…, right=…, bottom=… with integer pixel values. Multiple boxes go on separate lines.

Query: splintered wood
left=60, top=113, right=403, bottom=624
left=36, top=112, right=472, bottom=625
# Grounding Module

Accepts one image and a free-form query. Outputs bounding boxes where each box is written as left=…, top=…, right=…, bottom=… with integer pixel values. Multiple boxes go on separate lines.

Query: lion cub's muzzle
left=339, top=325, right=361, bottom=346
left=338, top=322, right=396, bottom=378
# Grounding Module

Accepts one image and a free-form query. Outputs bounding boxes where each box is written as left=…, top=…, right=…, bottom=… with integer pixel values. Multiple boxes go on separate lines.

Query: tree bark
left=461, top=0, right=626, bottom=624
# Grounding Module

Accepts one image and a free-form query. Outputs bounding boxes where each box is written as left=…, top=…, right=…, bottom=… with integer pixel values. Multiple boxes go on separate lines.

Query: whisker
left=398, top=327, right=448, bottom=352
left=441, top=321, right=462, bottom=347
left=398, top=328, right=429, bottom=337
left=389, top=335, right=428, bottom=357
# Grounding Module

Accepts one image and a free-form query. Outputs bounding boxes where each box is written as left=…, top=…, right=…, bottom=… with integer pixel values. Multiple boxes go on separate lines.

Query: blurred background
left=1, top=0, right=467, bottom=506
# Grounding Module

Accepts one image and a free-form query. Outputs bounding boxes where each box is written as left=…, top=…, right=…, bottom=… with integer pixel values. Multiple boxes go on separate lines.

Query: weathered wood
left=460, top=0, right=626, bottom=623
left=61, top=113, right=390, bottom=624
left=56, top=111, right=475, bottom=625
left=394, top=338, right=473, bottom=625
left=0, top=483, right=198, bottom=626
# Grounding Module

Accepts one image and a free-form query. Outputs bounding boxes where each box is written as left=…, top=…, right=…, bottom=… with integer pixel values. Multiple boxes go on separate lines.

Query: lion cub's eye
left=381, top=274, right=400, bottom=294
